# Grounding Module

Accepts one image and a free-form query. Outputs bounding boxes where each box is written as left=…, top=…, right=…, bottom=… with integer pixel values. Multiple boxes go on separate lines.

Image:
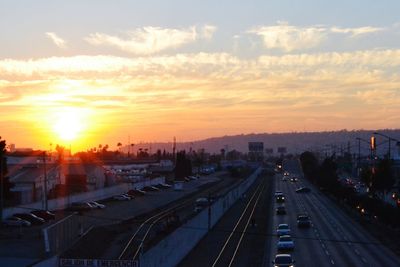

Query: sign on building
left=248, top=142, right=264, bottom=161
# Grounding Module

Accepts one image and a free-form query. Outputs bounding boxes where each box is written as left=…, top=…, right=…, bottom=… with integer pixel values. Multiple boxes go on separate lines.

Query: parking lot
left=0, top=174, right=222, bottom=267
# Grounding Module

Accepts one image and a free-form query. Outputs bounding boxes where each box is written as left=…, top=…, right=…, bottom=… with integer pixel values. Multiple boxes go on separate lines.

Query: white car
left=277, top=224, right=291, bottom=236
left=2, top=216, right=31, bottom=227
left=277, top=235, right=294, bottom=250
left=88, top=201, right=106, bottom=209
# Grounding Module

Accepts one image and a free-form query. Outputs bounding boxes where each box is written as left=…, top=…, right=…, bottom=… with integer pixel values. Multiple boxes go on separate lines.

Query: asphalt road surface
left=265, top=159, right=400, bottom=267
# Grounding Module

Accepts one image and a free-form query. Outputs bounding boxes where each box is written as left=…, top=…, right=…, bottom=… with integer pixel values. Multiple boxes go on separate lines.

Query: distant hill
left=130, top=129, right=400, bottom=157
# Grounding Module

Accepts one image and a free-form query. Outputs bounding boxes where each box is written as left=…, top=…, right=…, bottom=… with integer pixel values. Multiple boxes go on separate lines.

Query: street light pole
left=373, top=132, right=400, bottom=159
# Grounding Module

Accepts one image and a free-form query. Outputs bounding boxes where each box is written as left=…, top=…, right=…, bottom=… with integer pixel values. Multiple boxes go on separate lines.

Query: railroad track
left=210, top=176, right=267, bottom=267
left=118, top=176, right=243, bottom=261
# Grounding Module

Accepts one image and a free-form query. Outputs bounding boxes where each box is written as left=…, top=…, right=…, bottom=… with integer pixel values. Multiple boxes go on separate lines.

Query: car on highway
left=295, top=187, right=310, bottom=193
left=277, top=235, right=295, bottom=251
left=283, top=171, right=290, bottom=176
left=13, top=213, right=45, bottom=225
left=290, top=177, right=298, bottom=182
left=272, top=254, right=295, bottom=267
left=276, top=224, right=291, bottom=236
left=275, top=191, right=283, bottom=197
left=2, top=216, right=31, bottom=227
left=282, top=177, right=288, bottom=181
left=297, top=214, right=311, bottom=228
left=276, top=195, right=285, bottom=203
left=88, top=201, right=106, bottom=209
left=194, top=197, right=209, bottom=212
left=276, top=206, right=286, bottom=215
left=31, top=210, right=56, bottom=221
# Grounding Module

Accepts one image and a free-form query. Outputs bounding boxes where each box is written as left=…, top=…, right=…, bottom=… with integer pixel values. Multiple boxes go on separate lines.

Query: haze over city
left=1, top=0, right=400, bottom=152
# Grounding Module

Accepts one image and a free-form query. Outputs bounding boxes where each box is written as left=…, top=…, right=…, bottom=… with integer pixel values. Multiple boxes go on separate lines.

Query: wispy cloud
left=45, top=32, right=67, bottom=48
left=249, top=22, right=384, bottom=52
left=85, top=25, right=217, bottom=55
left=330, top=26, right=382, bottom=37
left=1, top=49, right=400, bottom=142
left=249, top=21, right=327, bottom=52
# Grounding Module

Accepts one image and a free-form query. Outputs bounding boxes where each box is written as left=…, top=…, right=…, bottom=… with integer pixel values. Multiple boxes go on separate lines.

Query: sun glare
left=53, top=109, right=84, bottom=141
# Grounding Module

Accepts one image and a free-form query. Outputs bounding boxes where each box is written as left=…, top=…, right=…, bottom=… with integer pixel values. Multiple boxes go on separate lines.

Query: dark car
left=13, top=213, right=45, bottom=225
left=290, top=177, right=298, bottom=182
left=295, top=187, right=311, bottom=193
left=127, top=189, right=146, bottom=197
left=276, top=206, right=286, bottom=215
left=68, top=202, right=92, bottom=212
left=31, top=210, right=56, bottom=221
left=276, top=195, right=285, bottom=203
left=143, top=186, right=160, bottom=192
left=297, top=214, right=311, bottom=228
left=272, top=254, right=295, bottom=267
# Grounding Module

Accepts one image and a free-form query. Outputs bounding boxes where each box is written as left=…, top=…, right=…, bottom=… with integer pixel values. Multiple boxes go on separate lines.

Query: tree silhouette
left=0, top=138, right=14, bottom=201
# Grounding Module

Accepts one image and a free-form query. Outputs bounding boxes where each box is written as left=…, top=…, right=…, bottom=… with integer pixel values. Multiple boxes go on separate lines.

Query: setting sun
left=53, top=109, right=85, bottom=141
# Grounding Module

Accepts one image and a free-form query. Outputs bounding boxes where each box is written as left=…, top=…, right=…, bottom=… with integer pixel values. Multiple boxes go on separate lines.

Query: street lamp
left=373, top=132, right=400, bottom=159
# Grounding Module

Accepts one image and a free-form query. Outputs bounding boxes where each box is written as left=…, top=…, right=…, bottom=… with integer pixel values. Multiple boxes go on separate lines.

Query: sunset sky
left=1, top=0, right=400, bottom=152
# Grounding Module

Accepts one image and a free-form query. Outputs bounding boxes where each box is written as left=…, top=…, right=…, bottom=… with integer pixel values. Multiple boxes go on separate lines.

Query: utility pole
left=43, top=152, right=48, bottom=210
left=173, top=137, right=176, bottom=164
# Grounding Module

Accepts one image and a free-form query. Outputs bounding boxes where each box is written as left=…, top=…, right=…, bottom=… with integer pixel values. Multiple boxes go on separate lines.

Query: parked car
left=2, top=216, right=31, bottom=227
left=272, top=254, right=295, bottom=267
left=277, top=235, right=295, bottom=251
left=31, top=210, right=56, bottom=221
left=88, top=201, right=106, bottom=209
left=143, top=186, right=160, bottom=192
left=276, top=224, right=291, bottom=236
left=297, top=214, right=311, bottom=228
left=295, top=187, right=310, bottom=193
left=113, top=194, right=132, bottom=201
left=127, top=189, right=146, bottom=197
left=68, top=202, right=92, bottom=211
left=276, top=206, right=286, bottom=215
left=13, top=213, right=45, bottom=225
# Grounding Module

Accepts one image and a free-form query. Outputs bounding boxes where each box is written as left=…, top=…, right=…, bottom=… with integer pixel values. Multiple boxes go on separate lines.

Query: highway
left=265, top=159, right=400, bottom=266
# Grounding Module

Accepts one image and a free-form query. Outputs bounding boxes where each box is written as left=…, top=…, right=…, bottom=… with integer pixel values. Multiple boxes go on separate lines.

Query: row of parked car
left=2, top=210, right=56, bottom=227
left=112, top=183, right=172, bottom=201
